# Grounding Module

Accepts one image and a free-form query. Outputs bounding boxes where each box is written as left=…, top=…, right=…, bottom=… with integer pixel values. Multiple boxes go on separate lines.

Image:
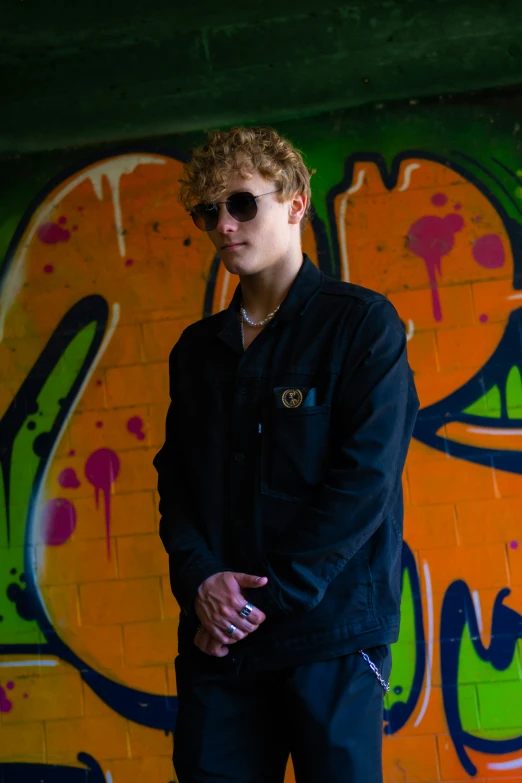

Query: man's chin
left=219, top=253, right=257, bottom=276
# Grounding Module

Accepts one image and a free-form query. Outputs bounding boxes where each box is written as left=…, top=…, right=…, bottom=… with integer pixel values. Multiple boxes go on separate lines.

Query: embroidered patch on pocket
left=274, top=387, right=316, bottom=409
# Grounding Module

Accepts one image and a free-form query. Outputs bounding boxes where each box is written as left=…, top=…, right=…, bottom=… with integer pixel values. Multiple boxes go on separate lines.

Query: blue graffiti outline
left=384, top=542, right=426, bottom=735
left=440, top=580, right=522, bottom=776
left=415, top=306, right=522, bottom=474
left=0, top=752, right=107, bottom=782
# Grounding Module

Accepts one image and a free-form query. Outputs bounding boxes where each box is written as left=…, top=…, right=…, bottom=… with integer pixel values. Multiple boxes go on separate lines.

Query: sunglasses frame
left=189, top=190, right=281, bottom=232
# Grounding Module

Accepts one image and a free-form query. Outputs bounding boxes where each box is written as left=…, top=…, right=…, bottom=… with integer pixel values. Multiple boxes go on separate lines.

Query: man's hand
left=194, top=571, right=268, bottom=649
left=194, top=626, right=229, bottom=657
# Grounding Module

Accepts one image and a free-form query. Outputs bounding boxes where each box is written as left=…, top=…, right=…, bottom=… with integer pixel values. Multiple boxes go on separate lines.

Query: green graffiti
left=385, top=568, right=417, bottom=711
left=506, top=366, right=522, bottom=419
left=0, top=321, right=98, bottom=645
left=476, top=678, right=522, bottom=735
left=458, top=623, right=522, bottom=739
left=463, top=384, right=502, bottom=418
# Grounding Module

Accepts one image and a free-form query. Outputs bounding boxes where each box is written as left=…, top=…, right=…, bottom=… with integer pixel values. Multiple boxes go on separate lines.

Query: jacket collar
left=216, top=255, right=323, bottom=352
left=229, top=254, right=323, bottom=321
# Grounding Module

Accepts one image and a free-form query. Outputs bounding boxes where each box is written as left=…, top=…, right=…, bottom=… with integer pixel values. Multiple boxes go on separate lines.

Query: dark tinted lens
left=191, top=203, right=219, bottom=231
left=226, top=192, right=258, bottom=223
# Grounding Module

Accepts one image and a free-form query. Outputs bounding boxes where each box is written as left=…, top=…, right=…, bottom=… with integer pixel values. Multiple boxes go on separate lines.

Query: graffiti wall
left=1, top=98, right=522, bottom=782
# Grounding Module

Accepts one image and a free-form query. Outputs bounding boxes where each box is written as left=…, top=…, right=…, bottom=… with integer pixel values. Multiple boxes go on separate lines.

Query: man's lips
left=221, top=242, right=245, bottom=250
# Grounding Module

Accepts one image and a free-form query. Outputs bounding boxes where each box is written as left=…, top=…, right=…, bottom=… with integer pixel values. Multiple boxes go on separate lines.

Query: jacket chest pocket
left=260, top=401, right=331, bottom=503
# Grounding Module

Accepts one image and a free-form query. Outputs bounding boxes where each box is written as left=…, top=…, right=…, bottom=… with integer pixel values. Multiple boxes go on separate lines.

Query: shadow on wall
left=0, top=148, right=521, bottom=781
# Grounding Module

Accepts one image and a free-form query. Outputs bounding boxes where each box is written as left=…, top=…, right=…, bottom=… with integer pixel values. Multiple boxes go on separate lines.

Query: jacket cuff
left=170, top=556, right=228, bottom=617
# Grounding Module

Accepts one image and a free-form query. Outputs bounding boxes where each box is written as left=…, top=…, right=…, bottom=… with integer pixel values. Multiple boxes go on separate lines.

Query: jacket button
left=234, top=452, right=245, bottom=463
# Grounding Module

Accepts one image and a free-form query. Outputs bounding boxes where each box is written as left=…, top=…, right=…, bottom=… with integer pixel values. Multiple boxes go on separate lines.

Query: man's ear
left=288, top=191, right=307, bottom=225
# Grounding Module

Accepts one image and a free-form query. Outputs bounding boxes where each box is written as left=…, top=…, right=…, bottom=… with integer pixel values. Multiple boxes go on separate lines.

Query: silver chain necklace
left=240, top=302, right=280, bottom=348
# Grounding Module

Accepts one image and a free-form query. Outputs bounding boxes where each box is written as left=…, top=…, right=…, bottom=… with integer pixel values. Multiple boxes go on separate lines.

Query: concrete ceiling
left=3, top=0, right=522, bottom=153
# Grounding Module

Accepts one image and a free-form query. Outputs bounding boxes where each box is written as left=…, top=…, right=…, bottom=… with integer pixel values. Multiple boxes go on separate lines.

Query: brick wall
left=1, top=94, right=522, bottom=781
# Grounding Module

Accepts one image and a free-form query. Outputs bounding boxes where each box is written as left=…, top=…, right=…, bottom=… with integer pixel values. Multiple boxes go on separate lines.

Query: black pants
left=173, top=644, right=391, bottom=783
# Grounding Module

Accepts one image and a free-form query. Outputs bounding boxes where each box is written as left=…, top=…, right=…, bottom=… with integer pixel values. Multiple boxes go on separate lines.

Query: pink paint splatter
left=510, top=540, right=519, bottom=550
left=96, top=380, right=103, bottom=387
left=0, top=685, right=12, bottom=713
left=58, top=216, right=67, bottom=225
left=472, top=234, right=505, bottom=269
left=85, top=449, right=120, bottom=557
left=7, top=681, right=14, bottom=690
left=24, top=693, right=28, bottom=698
left=125, top=258, right=134, bottom=267
left=41, top=498, right=77, bottom=545
left=479, top=314, right=489, bottom=323
left=454, top=203, right=462, bottom=210
left=37, top=222, right=71, bottom=244
left=407, top=213, right=465, bottom=321
left=58, top=468, right=80, bottom=489
left=127, top=416, right=145, bottom=441
left=73, top=225, right=78, bottom=231
left=68, top=449, right=76, bottom=457
left=431, top=193, right=447, bottom=207
left=43, top=264, right=54, bottom=274
left=96, top=421, right=104, bottom=429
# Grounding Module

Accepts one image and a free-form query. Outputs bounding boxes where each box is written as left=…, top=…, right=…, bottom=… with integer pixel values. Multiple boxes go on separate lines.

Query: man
left=153, top=126, right=419, bottom=783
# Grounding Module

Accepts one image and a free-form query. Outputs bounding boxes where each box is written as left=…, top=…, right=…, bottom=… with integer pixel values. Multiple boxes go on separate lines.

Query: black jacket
left=153, top=256, right=419, bottom=671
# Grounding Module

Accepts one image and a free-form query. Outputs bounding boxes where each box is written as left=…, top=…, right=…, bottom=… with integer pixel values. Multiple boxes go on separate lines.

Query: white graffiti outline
left=339, top=168, right=366, bottom=282
left=414, top=560, right=434, bottom=727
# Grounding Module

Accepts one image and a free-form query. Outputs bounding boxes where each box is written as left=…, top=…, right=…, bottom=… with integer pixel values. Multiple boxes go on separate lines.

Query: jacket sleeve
left=246, top=298, right=419, bottom=617
left=153, top=339, right=227, bottom=615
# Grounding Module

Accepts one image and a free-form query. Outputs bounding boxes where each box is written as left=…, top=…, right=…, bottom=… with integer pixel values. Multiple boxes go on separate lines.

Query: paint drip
left=407, top=213, right=464, bottom=321
left=85, top=448, right=120, bottom=557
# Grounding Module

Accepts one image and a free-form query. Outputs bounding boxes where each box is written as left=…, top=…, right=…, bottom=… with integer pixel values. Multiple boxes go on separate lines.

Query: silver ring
left=239, top=602, right=254, bottom=618
left=225, top=624, right=237, bottom=636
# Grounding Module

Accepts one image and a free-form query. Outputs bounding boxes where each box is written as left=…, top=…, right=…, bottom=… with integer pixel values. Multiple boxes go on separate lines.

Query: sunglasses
left=190, top=190, right=280, bottom=232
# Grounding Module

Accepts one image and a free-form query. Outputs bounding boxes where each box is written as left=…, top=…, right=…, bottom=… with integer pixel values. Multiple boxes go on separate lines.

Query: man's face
left=206, top=170, right=298, bottom=276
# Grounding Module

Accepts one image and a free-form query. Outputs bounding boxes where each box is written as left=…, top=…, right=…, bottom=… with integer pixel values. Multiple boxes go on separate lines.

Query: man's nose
left=215, top=203, right=238, bottom=233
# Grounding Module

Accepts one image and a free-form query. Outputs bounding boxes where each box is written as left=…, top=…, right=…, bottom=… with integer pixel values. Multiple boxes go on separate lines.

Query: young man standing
left=153, top=127, right=419, bottom=783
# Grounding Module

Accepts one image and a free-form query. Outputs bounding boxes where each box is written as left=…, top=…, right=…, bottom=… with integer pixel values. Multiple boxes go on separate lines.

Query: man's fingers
left=234, top=573, right=268, bottom=590
left=233, top=604, right=266, bottom=626
left=220, top=622, right=246, bottom=642
left=229, top=617, right=257, bottom=634
left=206, top=635, right=229, bottom=657
left=206, top=600, right=266, bottom=629
left=244, top=606, right=266, bottom=625
left=230, top=596, right=267, bottom=625
left=194, top=629, right=229, bottom=657
left=203, top=622, right=243, bottom=645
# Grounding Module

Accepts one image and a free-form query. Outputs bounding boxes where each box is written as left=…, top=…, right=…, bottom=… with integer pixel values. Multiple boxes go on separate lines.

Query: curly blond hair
left=179, top=126, right=314, bottom=227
